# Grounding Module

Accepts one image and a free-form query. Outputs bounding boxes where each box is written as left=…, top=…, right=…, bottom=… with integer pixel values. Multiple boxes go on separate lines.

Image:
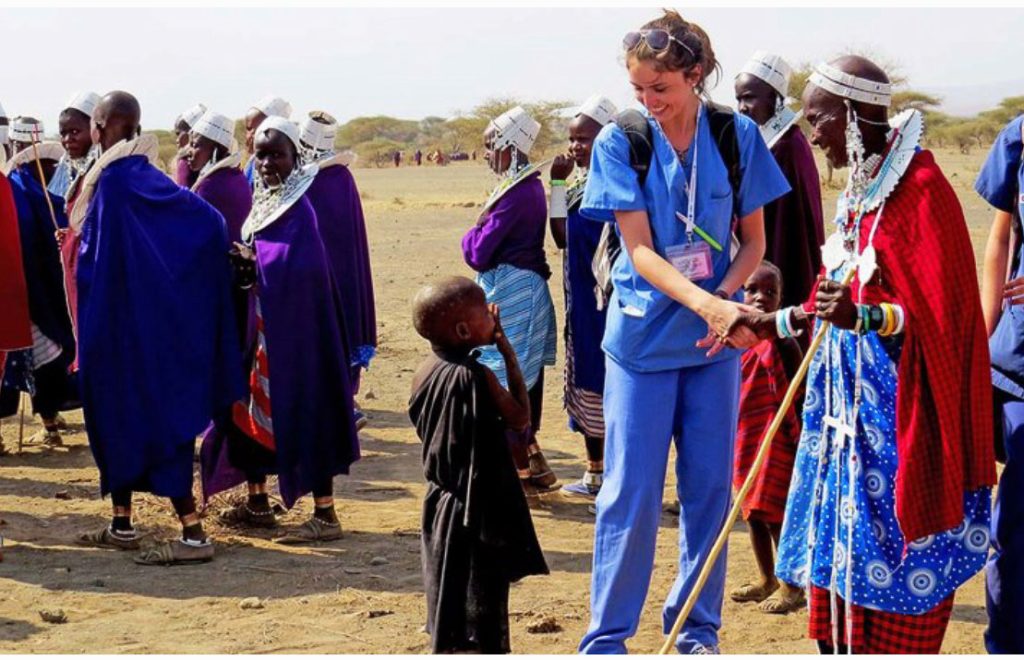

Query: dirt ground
left=0, top=148, right=997, bottom=654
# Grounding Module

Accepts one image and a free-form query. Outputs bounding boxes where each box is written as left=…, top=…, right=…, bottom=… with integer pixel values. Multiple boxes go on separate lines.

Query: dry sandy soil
left=0, top=148, right=998, bottom=654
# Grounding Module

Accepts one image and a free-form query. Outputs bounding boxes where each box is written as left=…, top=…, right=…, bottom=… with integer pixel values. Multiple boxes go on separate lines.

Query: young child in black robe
left=409, top=276, right=549, bottom=654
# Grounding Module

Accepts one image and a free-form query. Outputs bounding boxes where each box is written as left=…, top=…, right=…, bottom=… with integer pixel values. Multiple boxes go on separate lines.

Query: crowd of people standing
left=1, top=7, right=1022, bottom=655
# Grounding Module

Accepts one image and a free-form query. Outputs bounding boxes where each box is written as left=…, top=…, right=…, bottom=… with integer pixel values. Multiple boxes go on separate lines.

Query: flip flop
left=217, top=503, right=279, bottom=529
left=76, top=525, right=142, bottom=550
left=730, top=581, right=780, bottom=603
left=273, top=517, right=343, bottom=545
left=134, top=539, right=214, bottom=566
left=759, top=588, right=807, bottom=614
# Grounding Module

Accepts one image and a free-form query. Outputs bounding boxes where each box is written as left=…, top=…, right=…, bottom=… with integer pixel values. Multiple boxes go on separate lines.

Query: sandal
left=759, top=588, right=807, bottom=614
left=76, top=525, right=142, bottom=550
left=527, top=450, right=559, bottom=491
left=730, top=581, right=779, bottom=603
left=273, top=517, right=343, bottom=545
left=217, top=502, right=279, bottom=529
left=134, top=539, right=214, bottom=566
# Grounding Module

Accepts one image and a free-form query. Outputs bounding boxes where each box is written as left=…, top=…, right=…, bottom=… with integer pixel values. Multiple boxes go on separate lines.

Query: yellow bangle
left=880, top=303, right=895, bottom=336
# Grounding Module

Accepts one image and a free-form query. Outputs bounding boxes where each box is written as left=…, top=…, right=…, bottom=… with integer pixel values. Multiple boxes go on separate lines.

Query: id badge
left=666, top=242, right=713, bottom=281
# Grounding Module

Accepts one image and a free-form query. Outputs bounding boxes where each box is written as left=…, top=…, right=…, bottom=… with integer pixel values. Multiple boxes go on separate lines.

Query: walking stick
left=658, top=268, right=857, bottom=654
left=17, top=392, right=26, bottom=454
left=29, top=126, right=60, bottom=232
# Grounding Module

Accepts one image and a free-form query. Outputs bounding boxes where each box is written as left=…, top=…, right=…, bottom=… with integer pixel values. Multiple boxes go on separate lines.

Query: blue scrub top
left=580, top=107, right=790, bottom=373
left=976, top=114, right=1024, bottom=398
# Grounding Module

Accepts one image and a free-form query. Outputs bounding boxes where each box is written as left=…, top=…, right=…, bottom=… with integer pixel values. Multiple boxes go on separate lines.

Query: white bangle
left=549, top=185, right=568, bottom=219
left=776, top=310, right=789, bottom=338
left=784, top=307, right=804, bottom=337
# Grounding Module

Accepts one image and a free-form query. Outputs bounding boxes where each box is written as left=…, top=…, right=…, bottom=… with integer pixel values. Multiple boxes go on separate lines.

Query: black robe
left=408, top=350, right=548, bottom=654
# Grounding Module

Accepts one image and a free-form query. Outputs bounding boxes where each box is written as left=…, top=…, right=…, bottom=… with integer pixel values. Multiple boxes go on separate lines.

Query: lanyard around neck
left=680, top=103, right=701, bottom=243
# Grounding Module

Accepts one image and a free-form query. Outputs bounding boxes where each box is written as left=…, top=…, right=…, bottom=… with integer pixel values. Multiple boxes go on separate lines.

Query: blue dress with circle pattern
left=775, top=274, right=991, bottom=615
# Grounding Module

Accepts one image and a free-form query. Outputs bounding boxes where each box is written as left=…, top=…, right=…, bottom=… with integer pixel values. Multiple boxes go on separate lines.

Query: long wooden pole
left=658, top=268, right=857, bottom=654
left=29, top=126, right=60, bottom=232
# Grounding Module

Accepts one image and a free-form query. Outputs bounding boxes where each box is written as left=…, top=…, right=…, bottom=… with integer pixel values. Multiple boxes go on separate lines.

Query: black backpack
left=616, top=101, right=742, bottom=213
left=592, top=102, right=742, bottom=307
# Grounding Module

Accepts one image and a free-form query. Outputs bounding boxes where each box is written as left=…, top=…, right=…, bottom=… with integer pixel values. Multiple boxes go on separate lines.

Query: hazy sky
left=3, top=6, right=1022, bottom=131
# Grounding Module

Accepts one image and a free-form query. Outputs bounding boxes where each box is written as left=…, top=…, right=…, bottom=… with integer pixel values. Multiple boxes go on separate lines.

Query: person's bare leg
left=730, top=519, right=779, bottom=602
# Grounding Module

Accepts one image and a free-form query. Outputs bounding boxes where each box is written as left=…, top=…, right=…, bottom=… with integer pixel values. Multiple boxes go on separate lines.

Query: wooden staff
left=29, top=126, right=60, bottom=232
left=17, top=392, right=26, bottom=454
left=658, top=267, right=858, bottom=655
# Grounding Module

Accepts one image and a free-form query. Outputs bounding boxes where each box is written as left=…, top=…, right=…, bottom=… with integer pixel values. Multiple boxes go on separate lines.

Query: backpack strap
left=704, top=101, right=743, bottom=219
left=614, top=108, right=654, bottom=187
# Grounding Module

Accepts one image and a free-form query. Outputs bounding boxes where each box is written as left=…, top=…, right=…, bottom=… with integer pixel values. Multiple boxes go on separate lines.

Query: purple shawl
left=201, top=195, right=359, bottom=508
left=194, top=167, right=252, bottom=245
left=764, top=126, right=824, bottom=308
left=77, top=156, right=243, bottom=498
left=461, top=172, right=551, bottom=280
left=305, top=164, right=377, bottom=367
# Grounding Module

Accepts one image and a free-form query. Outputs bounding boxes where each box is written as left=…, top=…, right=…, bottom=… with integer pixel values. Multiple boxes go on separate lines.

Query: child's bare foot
left=730, top=578, right=779, bottom=603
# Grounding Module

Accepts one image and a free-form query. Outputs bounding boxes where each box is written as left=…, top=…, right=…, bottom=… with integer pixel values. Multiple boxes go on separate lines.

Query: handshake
left=695, top=279, right=854, bottom=357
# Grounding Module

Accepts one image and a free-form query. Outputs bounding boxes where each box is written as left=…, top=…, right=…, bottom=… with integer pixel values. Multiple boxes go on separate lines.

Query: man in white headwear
left=51, top=91, right=101, bottom=201
left=300, top=111, right=377, bottom=431
left=461, top=105, right=559, bottom=499
left=172, top=103, right=207, bottom=187
left=735, top=51, right=824, bottom=315
left=547, top=95, right=617, bottom=501
left=243, top=95, right=292, bottom=185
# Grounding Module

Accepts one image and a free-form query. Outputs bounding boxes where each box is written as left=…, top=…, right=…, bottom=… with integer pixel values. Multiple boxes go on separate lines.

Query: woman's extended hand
left=695, top=298, right=761, bottom=357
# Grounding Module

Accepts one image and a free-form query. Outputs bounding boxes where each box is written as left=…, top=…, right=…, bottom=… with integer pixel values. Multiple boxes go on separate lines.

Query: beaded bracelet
left=775, top=307, right=804, bottom=338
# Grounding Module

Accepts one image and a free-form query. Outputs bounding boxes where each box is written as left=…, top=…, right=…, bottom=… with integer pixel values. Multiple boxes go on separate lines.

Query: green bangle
left=550, top=179, right=567, bottom=186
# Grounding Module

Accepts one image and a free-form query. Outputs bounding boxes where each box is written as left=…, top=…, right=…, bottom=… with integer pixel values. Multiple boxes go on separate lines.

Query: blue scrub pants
left=580, top=356, right=740, bottom=654
left=987, top=396, right=1024, bottom=653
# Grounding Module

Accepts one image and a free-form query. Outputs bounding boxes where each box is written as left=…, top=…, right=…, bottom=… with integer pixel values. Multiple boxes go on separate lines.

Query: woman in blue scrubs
left=578, top=10, right=789, bottom=654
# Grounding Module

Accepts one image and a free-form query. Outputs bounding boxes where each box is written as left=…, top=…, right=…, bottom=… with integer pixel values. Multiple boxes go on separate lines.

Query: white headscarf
left=64, top=91, right=101, bottom=119
left=251, top=95, right=292, bottom=119
left=489, top=106, right=540, bottom=154
left=176, top=103, right=207, bottom=129
left=9, top=118, right=44, bottom=144
left=577, top=95, right=617, bottom=126
left=808, top=61, right=892, bottom=107
left=739, top=51, right=792, bottom=99
left=255, top=115, right=301, bottom=152
left=299, top=111, right=338, bottom=154
left=0, top=100, right=8, bottom=144
left=193, top=110, right=236, bottom=151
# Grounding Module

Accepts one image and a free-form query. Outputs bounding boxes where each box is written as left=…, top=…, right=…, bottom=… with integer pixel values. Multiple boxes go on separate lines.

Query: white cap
left=299, top=110, right=338, bottom=152
left=739, top=51, right=792, bottom=99
left=64, top=91, right=101, bottom=119
left=0, top=100, right=6, bottom=120
left=193, top=110, right=235, bottom=150
left=177, top=103, right=207, bottom=129
left=255, top=115, right=300, bottom=152
left=9, top=118, right=44, bottom=144
left=576, top=94, right=618, bottom=126
left=489, top=106, right=541, bottom=154
left=0, top=102, right=7, bottom=145
left=251, top=95, right=292, bottom=120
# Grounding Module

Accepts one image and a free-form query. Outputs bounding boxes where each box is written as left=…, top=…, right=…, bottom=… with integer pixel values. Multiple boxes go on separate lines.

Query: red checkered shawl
left=805, top=150, right=996, bottom=542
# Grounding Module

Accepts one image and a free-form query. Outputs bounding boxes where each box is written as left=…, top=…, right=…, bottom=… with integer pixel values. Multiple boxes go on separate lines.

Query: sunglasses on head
left=622, top=29, right=695, bottom=57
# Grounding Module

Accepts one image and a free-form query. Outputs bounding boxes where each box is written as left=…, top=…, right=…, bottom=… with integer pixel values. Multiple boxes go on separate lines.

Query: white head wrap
left=9, top=118, right=44, bottom=144
left=192, top=111, right=236, bottom=151
left=488, top=106, right=541, bottom=154
left=255, top=115, right=301, bottom=152
left=252, top=95, right=292, bottom=120
left=0, top=100, right=6, bottom=120
left=576, top=95, right=617, bottom=126
left=176, top=103, right=207, bottom=129
left=0, top=101, right=7, bottom=144
left=808, top=61, right=891, bottom=107
left=299, top=111, right=338, bottom=153
left=64, top=91, right=101, bottom=119
left=739, top=51, right=792, bottom=99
